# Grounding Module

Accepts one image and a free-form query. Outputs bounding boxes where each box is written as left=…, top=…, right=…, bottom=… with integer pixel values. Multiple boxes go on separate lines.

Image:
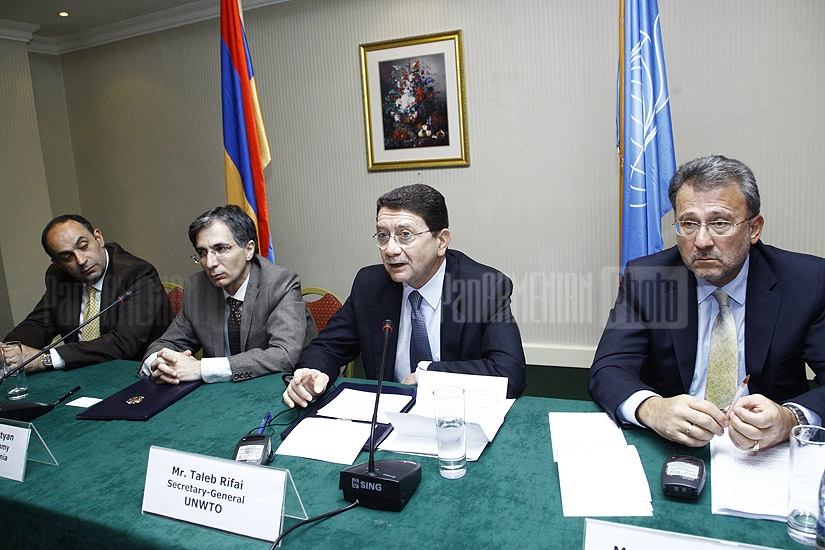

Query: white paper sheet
left=379, top=411, right=489, bottom=461
left=66, top=397, right=101, bottom=408
left=377, top=370, right=511, bottom=459
left=548, top=412, right=628, bottom=462
left=557, top=445, right=652, bottom=517
left=315, top=388, right=412, bottom=424
left=710, top=430, right=788, bottom=521
left=275, top=417, right=371, bottom=465
left=549, top=412, right=651, bottom=517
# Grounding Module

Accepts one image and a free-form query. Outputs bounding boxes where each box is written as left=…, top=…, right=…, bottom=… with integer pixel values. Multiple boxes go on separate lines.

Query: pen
left=256, top=412, right=271, bottom=434
left=55, top=385, right=82, bottom=405
left=726, top=375, right=750, bottom=420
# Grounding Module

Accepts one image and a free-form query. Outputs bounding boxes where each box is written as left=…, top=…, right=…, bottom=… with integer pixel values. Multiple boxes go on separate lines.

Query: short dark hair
left=668, top=155, right=761, bottom=218
left=41, top=214, right=96, bottom=258
left=188, top=205, right=259, bottom=254
left=376, top=184, right=449, bottom=232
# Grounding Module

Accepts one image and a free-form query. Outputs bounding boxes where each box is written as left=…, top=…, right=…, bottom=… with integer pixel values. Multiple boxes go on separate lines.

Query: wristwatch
left=784, top=404, right=808, bottom=427
left=42, top=352, right=53, bottom=370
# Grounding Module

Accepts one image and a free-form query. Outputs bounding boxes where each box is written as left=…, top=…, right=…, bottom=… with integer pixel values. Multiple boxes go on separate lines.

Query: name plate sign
left=584, top=519, right=778, bottom=550
left=0, top=422, right=32, bottom=482
left=142, top=446, right=287, bottom=542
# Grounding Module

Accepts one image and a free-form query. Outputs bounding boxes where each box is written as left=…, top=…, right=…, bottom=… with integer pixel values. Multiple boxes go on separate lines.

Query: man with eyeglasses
left=283, top=184, right=526, bottom=407
left=5, top=214, right=173, bottom=372
left=590, top=155, right=825, bottom=451
left=139, top=205, right=316, bottom=384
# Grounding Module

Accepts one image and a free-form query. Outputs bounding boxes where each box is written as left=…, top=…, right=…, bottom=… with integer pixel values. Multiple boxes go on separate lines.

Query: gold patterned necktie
left=81, top=285, right=100, bottom=341
left=705, top=289, right=738, bottom=409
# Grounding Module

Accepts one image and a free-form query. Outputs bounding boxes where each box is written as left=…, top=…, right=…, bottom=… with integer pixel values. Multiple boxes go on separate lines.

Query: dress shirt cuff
left=138, top=353, right=157, bottom=378
left=201, top=357, right=232, bottom=383
left=617, top=390, right=660, bottom=427
left=51, top=348, right=66, bottom=370
left=784, top=402, right=822, bottom=427
left=413, top=361, right=432, bottom=384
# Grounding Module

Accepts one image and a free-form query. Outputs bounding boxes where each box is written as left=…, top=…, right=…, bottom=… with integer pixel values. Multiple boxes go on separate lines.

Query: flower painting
left=379, top=54, right=449, bottom=150
left=360, top=30, right=469, bottom=170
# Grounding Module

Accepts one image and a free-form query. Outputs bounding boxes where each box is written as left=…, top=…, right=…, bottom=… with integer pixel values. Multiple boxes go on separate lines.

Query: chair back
left=301, top=287, right=343, bottom=332
left=163, top=282, right=183, bottom=316
left=301, top=287, right=354, bottom=377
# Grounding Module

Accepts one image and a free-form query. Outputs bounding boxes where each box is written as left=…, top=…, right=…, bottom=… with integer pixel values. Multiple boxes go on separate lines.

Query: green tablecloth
left=0, top=361, right=795, bottom=549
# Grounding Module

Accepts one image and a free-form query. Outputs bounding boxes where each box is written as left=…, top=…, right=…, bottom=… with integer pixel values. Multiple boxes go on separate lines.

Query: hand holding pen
left=725, top=375, right=750, bottom=421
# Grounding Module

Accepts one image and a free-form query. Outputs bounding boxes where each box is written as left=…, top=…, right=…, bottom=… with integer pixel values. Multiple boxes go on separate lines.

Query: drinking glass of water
left=433, top=386, right=466, bottom=479
left=1, top=341, right=28, bottom=401
left=788, top=425, right=825, bottom=545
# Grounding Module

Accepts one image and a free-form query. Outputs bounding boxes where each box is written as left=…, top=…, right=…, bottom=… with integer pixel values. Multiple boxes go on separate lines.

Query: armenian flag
left=221, top=0, right=274, bottom=260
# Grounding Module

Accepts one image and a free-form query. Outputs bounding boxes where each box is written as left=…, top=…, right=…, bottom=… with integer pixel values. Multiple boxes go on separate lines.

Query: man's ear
left=436, top=228, right=451, bottom=257
left=748, top=215, right=764, bottom=244
left=93, top=228, right=105, bottom=247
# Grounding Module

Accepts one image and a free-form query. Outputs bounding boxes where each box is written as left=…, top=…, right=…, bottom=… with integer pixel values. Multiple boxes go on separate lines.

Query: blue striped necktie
left=408, top=290, right=432, bottom=371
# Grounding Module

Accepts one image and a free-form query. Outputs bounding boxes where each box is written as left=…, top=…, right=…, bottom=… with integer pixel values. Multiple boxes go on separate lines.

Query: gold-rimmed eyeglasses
left=373, top=230, right=431, bottom=249
left=673, top=217, right=753, bottom=238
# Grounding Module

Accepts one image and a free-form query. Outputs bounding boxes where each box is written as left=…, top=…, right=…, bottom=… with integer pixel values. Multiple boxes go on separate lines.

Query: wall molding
left=27, top=0, right=290, bottom=55
left=523, top=344, right=595, bottom=369
left=0, top=18, right=39, bottom=43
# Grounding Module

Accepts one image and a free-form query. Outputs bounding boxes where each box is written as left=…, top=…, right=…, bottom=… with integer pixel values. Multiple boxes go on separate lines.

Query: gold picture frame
left=359, top=30, right=469, bottom=171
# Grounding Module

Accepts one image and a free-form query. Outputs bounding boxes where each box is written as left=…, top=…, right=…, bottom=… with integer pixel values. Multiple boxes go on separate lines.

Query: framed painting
left=359, top=30, right=469, bottom=170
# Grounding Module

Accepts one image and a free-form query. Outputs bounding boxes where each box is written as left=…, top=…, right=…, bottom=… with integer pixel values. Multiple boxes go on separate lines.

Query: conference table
left=0, top=360, right=796, bottom=549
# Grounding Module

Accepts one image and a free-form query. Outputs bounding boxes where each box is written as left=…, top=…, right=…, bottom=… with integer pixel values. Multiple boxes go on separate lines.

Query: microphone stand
left=0, top=290, right=134, bottom=384
left=0, top=290, right=134, bottom=422
left=339, top=319, right=421, bottom=511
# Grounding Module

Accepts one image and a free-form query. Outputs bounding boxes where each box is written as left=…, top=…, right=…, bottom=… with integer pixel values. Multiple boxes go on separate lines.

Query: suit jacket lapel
left=744, top=245, right=780, bottom=377
left=205, top=279, right=227, bottom=356
left=59, top=282, right=84, bottom=342
left=98, top=243, right=117, bottom=332
left=370, top=275, right=402, bottom=380
left=440, top=252, right=462, bottom=361
left=240, top=260, right=261, bottom=351
left=669, top=263, right=699, bottom=393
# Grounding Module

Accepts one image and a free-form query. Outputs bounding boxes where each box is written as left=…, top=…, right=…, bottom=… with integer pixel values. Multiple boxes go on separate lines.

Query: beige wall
left=4, top=0, right=825, bottom=365
left=0, top=38, right=53, bottom=324
left=30, top=53, right=81, bottom=216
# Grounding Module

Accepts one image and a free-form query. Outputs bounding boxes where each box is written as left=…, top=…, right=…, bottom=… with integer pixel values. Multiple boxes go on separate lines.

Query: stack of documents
left=549, top=412, right=652, bottom=517
left=710, top=430, right=788, bottom=521
left=378, top=370, right=513, bottom=461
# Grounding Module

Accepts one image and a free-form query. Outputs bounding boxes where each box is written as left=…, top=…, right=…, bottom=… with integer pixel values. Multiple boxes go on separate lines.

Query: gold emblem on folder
left=126, top=396, right=145, bottom=405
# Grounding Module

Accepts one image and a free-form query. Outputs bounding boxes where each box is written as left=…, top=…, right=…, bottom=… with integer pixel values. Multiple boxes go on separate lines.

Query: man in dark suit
left=283, top=184, right=526, bottom=407
left=141, top=205, right=316, bottom=384
left=590, top=155, right=825, bottom=451
left=6, top=214, right=173, bottom=372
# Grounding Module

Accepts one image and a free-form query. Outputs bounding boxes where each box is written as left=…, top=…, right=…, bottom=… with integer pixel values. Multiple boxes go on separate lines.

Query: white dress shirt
left=51, top=250, right=109, bottom=369
left=618, top=256, right=819, bottom=427
left=393, top=259, right=446, bottom=382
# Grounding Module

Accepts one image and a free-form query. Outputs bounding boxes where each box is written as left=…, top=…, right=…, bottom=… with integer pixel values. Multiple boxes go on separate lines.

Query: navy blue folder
left=76, top=377, right=203, bottom=421
left=280, top=381, right=416, bottom=452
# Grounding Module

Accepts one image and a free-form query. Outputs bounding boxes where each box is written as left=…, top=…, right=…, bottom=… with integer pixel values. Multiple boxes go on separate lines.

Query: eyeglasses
left=373, top=229, right=431, bottom=249
left=191, top=244, right=235, bottom=263
left=673, top=217, right=753, bottom=238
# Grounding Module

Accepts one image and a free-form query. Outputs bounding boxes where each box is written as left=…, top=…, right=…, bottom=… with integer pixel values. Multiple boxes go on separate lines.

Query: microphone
left=339, top=319, right=421, bottom=511
left=0, top=289, right=135, bottom=422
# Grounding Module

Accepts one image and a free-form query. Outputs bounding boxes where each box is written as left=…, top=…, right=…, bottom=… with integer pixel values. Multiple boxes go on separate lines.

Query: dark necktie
left=227, top=297, right=242, bottom=356
left=705, top=289, right=738, bottom=408
left=408, top=290, right=433, bottom=371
